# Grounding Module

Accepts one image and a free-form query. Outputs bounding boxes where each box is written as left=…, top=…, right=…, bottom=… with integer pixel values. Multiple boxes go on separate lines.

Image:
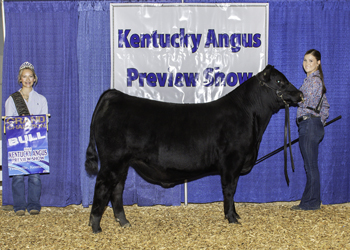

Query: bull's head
left=257, top=65, right=304, bottom=106
left=257, top=65, right=304, bottom=186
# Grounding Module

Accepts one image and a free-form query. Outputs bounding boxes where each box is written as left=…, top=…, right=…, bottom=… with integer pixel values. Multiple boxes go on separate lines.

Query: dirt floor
left=1, top=191, right=349, bottom=249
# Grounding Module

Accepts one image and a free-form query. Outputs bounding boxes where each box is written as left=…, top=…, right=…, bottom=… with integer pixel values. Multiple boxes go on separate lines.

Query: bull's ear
left=257, top=65, right=274, bottom=82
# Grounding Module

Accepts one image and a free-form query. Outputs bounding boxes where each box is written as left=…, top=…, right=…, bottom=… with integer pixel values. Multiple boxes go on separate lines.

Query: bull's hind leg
left=110, top=171, right=131, bottom=228
left=89, top=174, right=114, bottom=234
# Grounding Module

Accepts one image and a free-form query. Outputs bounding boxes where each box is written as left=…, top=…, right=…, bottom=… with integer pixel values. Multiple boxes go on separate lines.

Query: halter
left=258, top=76, right=295, bottom=186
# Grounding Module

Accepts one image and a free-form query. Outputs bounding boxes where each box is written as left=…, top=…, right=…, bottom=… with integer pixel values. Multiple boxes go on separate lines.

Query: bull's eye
left=276, top=80, right=287, bottom=89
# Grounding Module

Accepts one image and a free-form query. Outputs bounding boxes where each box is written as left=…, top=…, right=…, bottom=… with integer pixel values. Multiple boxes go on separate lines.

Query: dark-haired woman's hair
left=305, top=49, right=326, bottom=94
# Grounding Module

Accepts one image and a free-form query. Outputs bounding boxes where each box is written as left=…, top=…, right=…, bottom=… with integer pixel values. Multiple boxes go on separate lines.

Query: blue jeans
left=298, top=116, right=324, bottom=210
left=12, top=174, right=42, bottom=212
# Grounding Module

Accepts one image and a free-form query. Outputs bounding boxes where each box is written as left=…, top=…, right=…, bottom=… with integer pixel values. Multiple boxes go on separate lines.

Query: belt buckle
left=302, top=116, right=308, bottom=121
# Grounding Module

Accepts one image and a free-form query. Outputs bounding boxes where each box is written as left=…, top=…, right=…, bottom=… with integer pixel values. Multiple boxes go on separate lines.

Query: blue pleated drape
left=77, top=1, right=112, bottom=208
left=2, top=0, right=350, bottom=208
left=77, top=1, right=182, bottom=207
left=2, top=1, right=81, bottom=206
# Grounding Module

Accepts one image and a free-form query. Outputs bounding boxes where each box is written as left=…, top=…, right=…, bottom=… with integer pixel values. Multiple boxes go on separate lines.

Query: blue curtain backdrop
left=2, top=1, right=81, bottom=206
left=2, top=0, right=350, bottom=208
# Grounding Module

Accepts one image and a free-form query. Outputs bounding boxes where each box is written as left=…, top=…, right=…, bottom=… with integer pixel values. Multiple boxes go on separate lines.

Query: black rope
left=283, top=104, right=295, bottom=186
left=284, top=104, right=289, bottom=185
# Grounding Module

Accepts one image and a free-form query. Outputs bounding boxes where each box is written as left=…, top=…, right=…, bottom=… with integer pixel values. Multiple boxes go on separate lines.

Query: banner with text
left=111, top=3, right=269, bottom=103
left=5, top=115, right=50, bottom=176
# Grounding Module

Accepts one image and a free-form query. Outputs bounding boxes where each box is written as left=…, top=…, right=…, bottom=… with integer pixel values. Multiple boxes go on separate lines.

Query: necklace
left=20, top=90, right=29, bottom=101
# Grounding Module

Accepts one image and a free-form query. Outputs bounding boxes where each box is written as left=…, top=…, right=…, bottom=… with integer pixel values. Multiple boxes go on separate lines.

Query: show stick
left=255, top=115, right=342, bottom=165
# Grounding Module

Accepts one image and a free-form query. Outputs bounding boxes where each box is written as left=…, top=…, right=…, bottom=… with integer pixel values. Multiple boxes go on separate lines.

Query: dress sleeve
left=320, top=95, right=330, bottom=125
left=5, top=96, right=19, bottom=116
left=41, top=96, right=48, bottom=115
left=309, top=77, right=323, bottom=108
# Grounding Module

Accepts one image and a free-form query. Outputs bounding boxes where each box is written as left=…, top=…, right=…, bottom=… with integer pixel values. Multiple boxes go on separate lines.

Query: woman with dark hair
left=291, top=49, right=330, bottom=211
left=5, top=62, right=48, bottom=216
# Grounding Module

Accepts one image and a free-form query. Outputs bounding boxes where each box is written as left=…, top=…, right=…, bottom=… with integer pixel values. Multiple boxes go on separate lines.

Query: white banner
left=111, top=3, right=269, bottom=103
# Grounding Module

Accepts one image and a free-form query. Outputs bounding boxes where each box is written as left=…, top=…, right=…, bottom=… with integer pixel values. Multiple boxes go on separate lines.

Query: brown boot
left=15, top=210, right=25, bottom=216
left=1, top=205, right=14, bottom=211
left=29, top=210, right=40, bottom=215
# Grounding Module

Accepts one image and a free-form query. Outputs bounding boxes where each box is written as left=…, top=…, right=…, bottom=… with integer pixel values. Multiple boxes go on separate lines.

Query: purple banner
left=5, top=115, right=50, bottom=176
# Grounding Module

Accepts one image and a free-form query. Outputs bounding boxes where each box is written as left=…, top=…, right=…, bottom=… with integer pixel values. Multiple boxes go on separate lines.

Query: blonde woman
left=5, top=62, right=48, bottom=216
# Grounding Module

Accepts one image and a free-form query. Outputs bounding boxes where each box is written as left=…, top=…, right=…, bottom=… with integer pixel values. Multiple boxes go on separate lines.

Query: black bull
left=85, top=65, right=303, bottom=233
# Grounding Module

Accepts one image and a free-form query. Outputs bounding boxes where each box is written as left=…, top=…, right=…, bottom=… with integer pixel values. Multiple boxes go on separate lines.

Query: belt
left=296, top=114, right=319, bottom=124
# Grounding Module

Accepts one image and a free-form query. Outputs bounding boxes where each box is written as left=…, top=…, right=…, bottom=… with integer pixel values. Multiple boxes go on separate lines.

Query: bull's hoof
left=116, top=217, right=131, bottom=228
left=92, top=226, right=102, bottom=234
left=227, top=218, right=241, bottom=225
left=226, top=215, right=241, bottom=224
left=90, top=215, right=102, bottom=233
left=121, top=222, right=131, bottom=228
left=118, top=220, right=131, bottom=228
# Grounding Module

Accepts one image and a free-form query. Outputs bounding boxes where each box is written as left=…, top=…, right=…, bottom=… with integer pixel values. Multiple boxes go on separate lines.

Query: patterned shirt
left=297, top=71, right=330, bottom=124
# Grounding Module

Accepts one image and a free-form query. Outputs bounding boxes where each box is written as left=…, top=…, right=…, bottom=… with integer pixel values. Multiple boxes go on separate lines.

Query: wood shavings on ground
left=1, top=192, right=349, bottom=249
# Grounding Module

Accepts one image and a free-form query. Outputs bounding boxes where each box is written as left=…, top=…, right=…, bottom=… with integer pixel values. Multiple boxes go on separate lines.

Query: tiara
left=19, top=62, right=34, bottom=70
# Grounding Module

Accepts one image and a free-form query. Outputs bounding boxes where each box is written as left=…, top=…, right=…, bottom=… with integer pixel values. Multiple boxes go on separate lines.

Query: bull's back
left=93, top=89, right=256, bottom=173
left=95, top=90, right=222, bottom=139
left=93, top=90, right=233, bottom=170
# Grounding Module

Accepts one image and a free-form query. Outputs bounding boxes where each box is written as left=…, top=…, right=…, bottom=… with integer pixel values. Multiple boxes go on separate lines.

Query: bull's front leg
left=221, top=175, right=240, bottom=224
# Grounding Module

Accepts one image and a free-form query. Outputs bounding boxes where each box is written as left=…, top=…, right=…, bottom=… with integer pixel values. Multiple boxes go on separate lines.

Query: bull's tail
left=85, top=128, right=99, bottom=176
left=85, top=89, right=114, bottom=176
